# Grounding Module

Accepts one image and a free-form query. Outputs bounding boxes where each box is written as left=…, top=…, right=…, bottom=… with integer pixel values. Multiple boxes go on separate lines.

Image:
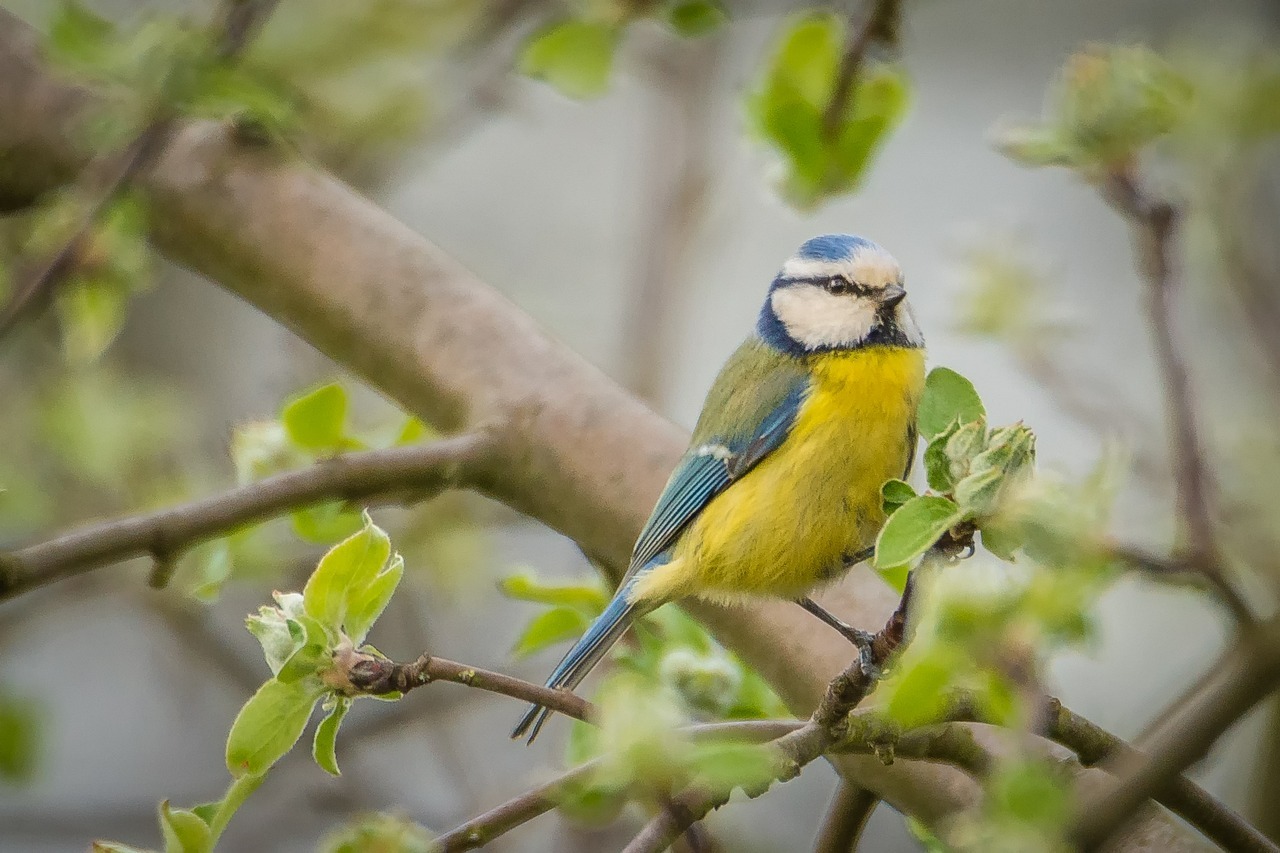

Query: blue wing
left=625, top=377, right=808, bottom=575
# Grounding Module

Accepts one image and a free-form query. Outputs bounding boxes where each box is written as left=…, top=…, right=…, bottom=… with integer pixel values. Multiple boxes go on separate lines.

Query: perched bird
left=513, top=234, right=926, bottom=742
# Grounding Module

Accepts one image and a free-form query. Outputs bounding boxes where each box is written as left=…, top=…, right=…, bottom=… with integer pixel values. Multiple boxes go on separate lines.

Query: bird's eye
left=826, top=277, right=852, bottom=294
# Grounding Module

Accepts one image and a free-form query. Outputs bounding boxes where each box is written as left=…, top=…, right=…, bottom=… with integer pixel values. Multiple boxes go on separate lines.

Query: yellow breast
left=636, top=346, right=925, bottom=605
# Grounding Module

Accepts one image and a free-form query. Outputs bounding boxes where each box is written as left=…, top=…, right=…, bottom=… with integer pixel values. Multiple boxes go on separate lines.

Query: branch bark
left=0, top=432, right=489, bottom=599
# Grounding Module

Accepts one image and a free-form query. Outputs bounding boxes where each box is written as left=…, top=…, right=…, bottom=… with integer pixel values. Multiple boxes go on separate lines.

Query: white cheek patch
left=771, top=285, right=878, bottom=349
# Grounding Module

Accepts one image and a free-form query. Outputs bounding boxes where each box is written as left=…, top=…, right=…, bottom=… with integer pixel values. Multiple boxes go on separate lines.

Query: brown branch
left=0, top=432, right=490, bottom=600
left=821, top=0, right=902, bottom=141
left=0, top=0, right=278, bottom=338
left=1100, top=169, right=1251, bottom=622
left=813, top=782, right=879, bottom=853
left=334, top=647, right=595, bottom=725
left=1071, top=616, right=1280, bottom=849
left=1045, top=698, right=1280, bottom=853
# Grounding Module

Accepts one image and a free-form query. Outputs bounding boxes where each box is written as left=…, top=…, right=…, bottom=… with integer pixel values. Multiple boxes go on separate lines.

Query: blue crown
left=794, top=234, right=879, bottom=262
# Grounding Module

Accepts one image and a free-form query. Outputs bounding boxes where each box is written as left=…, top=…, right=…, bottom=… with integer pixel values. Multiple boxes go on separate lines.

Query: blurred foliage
left=0, top=693, right=41, bottom=784
left=747, top=13, right=910, bottom=208
left=319, top=812, right=435, bottom=853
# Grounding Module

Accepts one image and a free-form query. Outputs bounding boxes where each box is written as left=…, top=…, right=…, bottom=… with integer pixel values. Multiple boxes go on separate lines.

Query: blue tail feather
left=512, top=586, right=640, bottom=743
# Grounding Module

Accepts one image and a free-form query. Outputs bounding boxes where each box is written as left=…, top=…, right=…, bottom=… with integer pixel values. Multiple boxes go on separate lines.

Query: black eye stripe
left=814, top=276, right=871, bottom=297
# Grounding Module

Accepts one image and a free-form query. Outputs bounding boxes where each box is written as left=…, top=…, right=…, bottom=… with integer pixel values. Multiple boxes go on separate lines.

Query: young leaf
left=666, top=0, right=727, bottom=37
left=874, top=495, right=963, bottom=567
left=92, top=844, right=155, bottom=853
left=48, top=1, right=116, bottom=72
left=980, top=524, right=1023, bottom=562
left=688, top=740, right=779, bottom=794
left=225, top=677, right=324, bottom=778
left=0, top=695, right=40, bottom=782
left=281, top=383, right=348, bottom=452
left=343, top=553, right=404, bottom=646
left=882, top=645, right=964, bottom=729
left=918, top=367, right=985, bottom=439
left=312, top=698, right=351, bottom=777
left=291, top=501, right=364, bottom=544
left=519, top=20, right=619, bottom=100
left=513, top=605, right=590, bottom=659
left=874, top=562, right=910, bottom=594
left=159, top=801, right=212, bottom=853
left=302, top=513, right=392, bottom=633
left=499, top=570, right=608, bottom=614
left=881, top=478, right=917, bottom=514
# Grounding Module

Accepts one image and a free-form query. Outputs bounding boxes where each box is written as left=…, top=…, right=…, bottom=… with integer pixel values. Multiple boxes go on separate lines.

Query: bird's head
left=757, top=234, right=924, bottom=354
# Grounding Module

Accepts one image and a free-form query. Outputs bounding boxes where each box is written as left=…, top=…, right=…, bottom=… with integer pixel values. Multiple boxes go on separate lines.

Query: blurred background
left=0, top=0, right=1278, bottom=850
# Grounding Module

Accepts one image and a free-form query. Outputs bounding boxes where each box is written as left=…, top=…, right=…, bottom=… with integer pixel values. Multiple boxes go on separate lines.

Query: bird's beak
left=880, top=284, right=907, bottom=309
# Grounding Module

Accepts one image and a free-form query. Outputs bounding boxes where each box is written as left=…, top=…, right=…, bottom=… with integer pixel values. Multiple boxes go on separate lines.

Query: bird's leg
left=796, top=597, right=879, bottom=675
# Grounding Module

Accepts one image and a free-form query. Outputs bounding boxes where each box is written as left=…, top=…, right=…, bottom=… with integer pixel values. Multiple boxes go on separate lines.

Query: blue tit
left=513, top=234, right=926, bottom=742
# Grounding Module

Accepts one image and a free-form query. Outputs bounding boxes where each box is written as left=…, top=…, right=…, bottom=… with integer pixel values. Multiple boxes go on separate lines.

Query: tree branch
left=333, top=646, right=595, bottom=724
left=813, top=782, right=878, bottom=853
left=0, top=432, right=490, bottom=600
left=821, top=0, right=902, bottom=141
left=1045, top=698, right=1280, bottom=853
left=1100, top=169, right=1251, bottom=622
left=1071, top=616, right=1280, bottom=849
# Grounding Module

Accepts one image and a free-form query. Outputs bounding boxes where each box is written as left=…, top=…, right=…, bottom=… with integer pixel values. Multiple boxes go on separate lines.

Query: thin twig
left=813, top=782, right=879, bottom=853
left=0, top=432, right=491, bottom=600
left=1100, top=169, right=1251, bottom=622
left=821, top=0, right=902, bottom=141
left=1071, top=615, right=1280, bottom=849
left=335, top=648, right=595, bottom=725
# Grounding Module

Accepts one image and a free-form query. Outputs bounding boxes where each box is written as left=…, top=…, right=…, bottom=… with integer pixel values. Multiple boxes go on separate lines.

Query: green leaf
left=92, top=844, right=155, bottom=853
left=874, top=495, right=963, bottom=568
left=0, top=695, right=40, bottom=783
left=980, top=524, right=1022, bottom=562
left=281, top=383, right=348, bottom=452
left=954, top=467, right=1004, bottom=517
left=923, top=428, right=956, bottom=492
left=688, top=740, right=779, bottom=793
left=55, top=278, right=129, bottom=365
left=995, top=125, right=1081, bottom=168
left=395, top=416, right=432, bottom=446
left=666, top=0, right=727, bottom=37
left=291, top=501, right=365, bottom=544
left=513, top=605, right=590, bottom=659
left=189, top=540, right=233, bottom=602
left=302, top=513, right=392, bottom=633
left=225, top=677, right=324, bottom=778
left=918, top=367, right=985, bottom=439
left=883, top=646, right=963, bottom=728
left=520, top=20, right=619, bottom=100
left=874, top=562, right=910, bottom=594
left=987, top=760, right=1071, bottom=830
left=48, top=1, right=115, bottom=70
left=499, top=570, right=608, bottom=614
left=159, top=802, right=212, bottom=853
left=312, top=698, right=350, bottom=777
left=881, top=478, right=917, bottom=514
left=344, top=553, right=404, bottom=645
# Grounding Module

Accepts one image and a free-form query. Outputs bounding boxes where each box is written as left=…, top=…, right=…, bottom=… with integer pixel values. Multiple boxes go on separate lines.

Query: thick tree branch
left=0, top=432, right=490, bottom=600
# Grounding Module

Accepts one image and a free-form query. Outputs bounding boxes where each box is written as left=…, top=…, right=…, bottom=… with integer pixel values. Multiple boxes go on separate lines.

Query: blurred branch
left=623, top=570, right=921, bottom=853
left=1100, top=168, right=1251, bottom=622
left=1071, top=615, right=1280, bottom=849
left=1045, top=698, right=1280, bottom=853
left=822, top=0, right=902, bottom=141
left=334, top=646, right=594, bottom=723
left=621, top=37, right=719, bottom=404
left=813, top=782, right=879, bottom=853
left=0, top=432, right=492, bottom=600
left=0, top=0, right=278, bottom=339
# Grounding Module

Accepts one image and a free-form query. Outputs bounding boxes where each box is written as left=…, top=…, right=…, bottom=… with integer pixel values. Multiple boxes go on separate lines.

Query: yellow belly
left=634, top=347, right=925, bottom=604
